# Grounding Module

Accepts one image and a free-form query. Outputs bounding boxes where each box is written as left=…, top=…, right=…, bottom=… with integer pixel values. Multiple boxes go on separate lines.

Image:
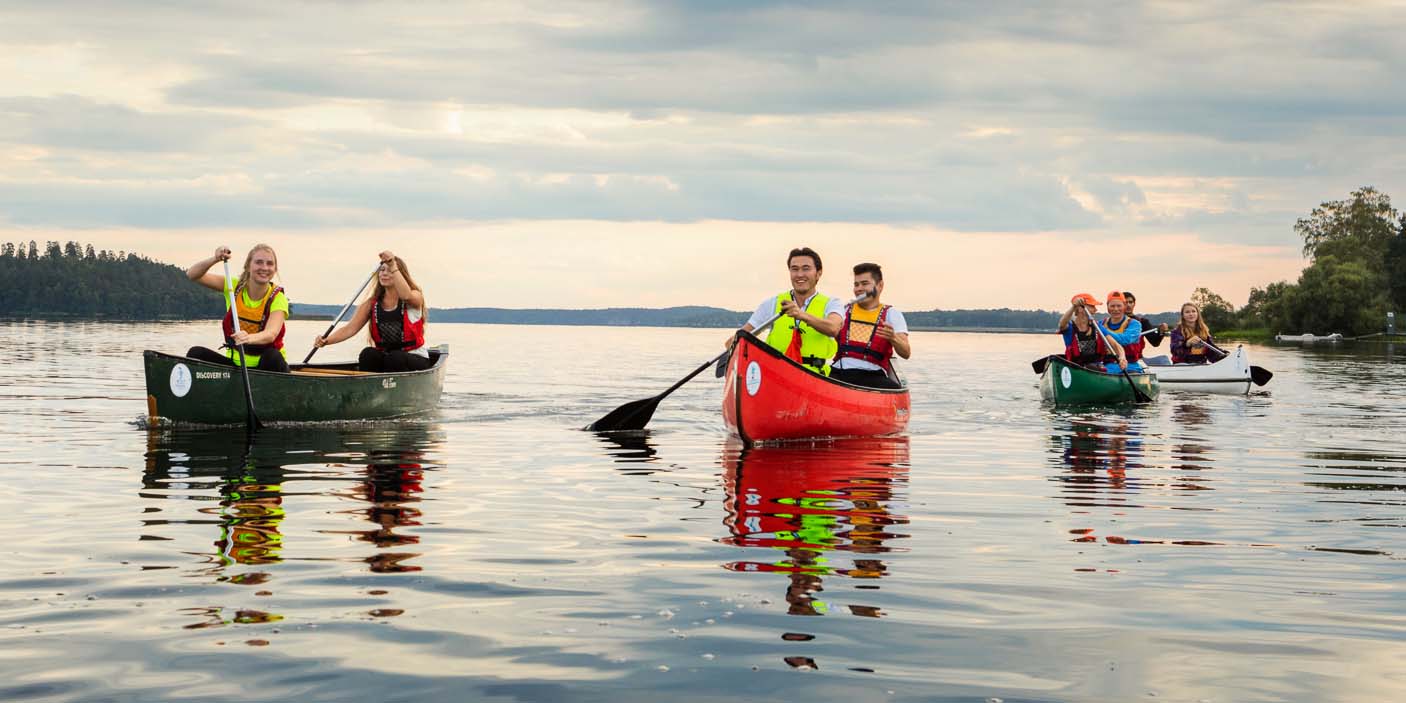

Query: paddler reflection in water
left=727, top=247, right=844, bottom=375
left=314, top=250, right=432, bottom=372
left=184, top=244, right=291, bottom=373
left=828, top=263, right=910, bottom=389
left=1057, top=293, right=1129, bottom=373
left=721, top=440, right=910, bottom=620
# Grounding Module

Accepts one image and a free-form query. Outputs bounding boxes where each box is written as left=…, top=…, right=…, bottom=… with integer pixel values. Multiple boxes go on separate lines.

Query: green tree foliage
left=1191, top=287, right=1236, bottom=330
left=1240, top=281, right=1298, bottom=330
left=1293, top=255, right=1389, bottom=336
left=0, top=241, right=222, bottom=319
left=1295, top=186, right=1399, bottom=261
left=1387, top=214, right=1406, bottom=314
left=1234, top=186, right=1400, bottom=336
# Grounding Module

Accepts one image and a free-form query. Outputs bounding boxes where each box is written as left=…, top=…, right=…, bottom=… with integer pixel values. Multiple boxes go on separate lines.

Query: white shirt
left=832, top=306, right=908, bottom=371
left=745, top=291, right=846, bottom=331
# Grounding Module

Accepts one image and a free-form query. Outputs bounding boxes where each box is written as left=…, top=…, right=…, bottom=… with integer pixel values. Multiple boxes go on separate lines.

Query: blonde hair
left=237, top=244, right=279, bottom=293
left=1178, top=302, right=1211, bottom=340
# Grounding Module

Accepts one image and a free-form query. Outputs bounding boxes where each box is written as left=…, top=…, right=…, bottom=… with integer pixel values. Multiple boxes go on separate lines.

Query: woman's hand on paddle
left=232, top=330, right=252, bottom=346
left=314, top=334, right=328, bottom=348
left=379, top=251, right=397, bottom=269
left=214, top=246, right=232, bottom=262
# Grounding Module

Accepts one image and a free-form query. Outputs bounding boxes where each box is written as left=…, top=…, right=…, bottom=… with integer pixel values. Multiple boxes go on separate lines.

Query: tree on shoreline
left=1235, top=187, right=1402, bottom=336
left=0, top=241, right=221, bottom=319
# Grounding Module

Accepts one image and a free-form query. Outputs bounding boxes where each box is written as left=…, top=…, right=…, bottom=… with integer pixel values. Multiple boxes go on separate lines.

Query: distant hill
left=1, top=241, right=1182, bottom=329
left=296, top=304, right=1182, bottom=331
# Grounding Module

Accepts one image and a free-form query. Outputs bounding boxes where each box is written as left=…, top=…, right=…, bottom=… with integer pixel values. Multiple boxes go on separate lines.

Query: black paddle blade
left=1124, top=370, right=1154, bottom=404
left=1031, top=356, right=1051, bottom=375
left=1250, top=365, right=1274, bottom=386
left=586, top=395, right=662, bottom=432
left=715, top=349, right=733, bottom=378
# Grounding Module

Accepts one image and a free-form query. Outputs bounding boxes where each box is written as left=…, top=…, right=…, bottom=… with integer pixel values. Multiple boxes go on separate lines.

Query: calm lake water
left=2, top=320, right=1403, bottom=702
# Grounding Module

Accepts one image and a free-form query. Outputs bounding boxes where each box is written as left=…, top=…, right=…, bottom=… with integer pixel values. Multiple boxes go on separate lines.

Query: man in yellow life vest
left=727, top=247, right=844, bottom=375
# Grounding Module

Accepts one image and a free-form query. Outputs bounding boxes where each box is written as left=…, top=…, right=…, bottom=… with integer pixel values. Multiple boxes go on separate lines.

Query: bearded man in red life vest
left=828, top=263, right=910, bottom=389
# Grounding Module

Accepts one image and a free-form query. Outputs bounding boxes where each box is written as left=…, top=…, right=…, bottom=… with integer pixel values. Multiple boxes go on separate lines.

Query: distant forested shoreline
left=2, top=239, right=1181, bottom=329
left=0, top=240, right=220, bottom=319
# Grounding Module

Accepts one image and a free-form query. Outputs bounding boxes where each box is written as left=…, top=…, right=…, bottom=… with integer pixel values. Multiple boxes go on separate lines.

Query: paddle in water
left=224, top=259, right=264, bottom=430
left=303, top=263, right=380, bottom=364
left=1201, top=339, right=1274, bottom=386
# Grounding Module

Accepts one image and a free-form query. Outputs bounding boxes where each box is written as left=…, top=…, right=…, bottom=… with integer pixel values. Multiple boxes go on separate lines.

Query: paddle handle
left=303, top=264, right=380, bottom=364
left=742, top=291, right=867, bottom=341
left=223, top=260, right=240, bottom=355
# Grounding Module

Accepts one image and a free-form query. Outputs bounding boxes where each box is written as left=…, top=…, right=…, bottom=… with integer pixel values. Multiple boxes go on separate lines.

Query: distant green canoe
left=1038, top=355, right=1159, bottom=404
left=143, top=346, right=447, bottom=425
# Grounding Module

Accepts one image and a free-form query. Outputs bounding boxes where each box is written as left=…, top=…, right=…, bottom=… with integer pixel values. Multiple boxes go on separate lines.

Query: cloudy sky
left=3, top=0, right=1403, bottom=310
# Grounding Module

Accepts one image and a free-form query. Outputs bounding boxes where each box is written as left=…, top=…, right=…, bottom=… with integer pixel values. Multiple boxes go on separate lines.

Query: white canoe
left=1145, top=345, right=1253, bottom=394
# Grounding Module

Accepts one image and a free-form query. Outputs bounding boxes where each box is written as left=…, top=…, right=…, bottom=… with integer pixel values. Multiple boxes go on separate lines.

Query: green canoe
left=143, top=346, right=448, bottom=425
left=1038, top=355, right=1159, bottom=404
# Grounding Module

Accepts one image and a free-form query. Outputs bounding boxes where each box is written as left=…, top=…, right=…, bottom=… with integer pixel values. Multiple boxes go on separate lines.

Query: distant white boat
left=1274, top=333, right=1343, bottom=343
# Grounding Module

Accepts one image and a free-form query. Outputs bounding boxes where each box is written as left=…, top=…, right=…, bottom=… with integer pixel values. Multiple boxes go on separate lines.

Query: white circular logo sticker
left=1060, top=366, right=1072, bottom=389
left=170, top=363, right=192, bottom=398
left=745, top=361, right=763, bottom=396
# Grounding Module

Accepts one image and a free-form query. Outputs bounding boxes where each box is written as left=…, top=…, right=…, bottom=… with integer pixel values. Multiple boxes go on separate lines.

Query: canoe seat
left=291, top=368, right=372, bottom=376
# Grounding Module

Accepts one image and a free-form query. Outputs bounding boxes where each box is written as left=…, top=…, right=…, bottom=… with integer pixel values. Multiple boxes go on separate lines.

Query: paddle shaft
left=303, top=264, right=380, bottom=364
left=224, top=260, right=262, bottom=430
left=1084, top=306, right=1152, bottom=403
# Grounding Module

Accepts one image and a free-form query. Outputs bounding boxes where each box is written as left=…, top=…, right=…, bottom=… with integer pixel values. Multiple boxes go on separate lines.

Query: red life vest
left=834, top=304, right=895, bottom=372
left=221, top=283, right=285, bottom=356
left=1064, top=324, right=1113, bottom=366
left=369, top=300, right=426, bottom=352
left=1104, top=315, right=1143, bottom=362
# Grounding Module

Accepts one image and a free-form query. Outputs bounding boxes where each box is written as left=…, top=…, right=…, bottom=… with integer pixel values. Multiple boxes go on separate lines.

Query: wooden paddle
left=1087, top=307, right=1153, bottom=403
left=303, top=264, right=380, bottom=364
left=224, top=260, right=264, bottom=430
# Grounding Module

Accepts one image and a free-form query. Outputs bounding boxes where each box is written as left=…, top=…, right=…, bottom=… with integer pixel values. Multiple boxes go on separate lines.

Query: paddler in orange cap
left=1057, top=293, right=1128, bottom=372
left=1100, top=291, right=1146, bottom=372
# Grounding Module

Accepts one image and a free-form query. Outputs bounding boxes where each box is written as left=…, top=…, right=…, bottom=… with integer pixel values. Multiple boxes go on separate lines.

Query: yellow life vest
left=764, top=291, right=838, bottom=375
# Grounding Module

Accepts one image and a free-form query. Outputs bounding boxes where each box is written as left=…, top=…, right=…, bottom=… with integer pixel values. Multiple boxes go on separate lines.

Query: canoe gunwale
left=731, top=330, right=908, bottom=396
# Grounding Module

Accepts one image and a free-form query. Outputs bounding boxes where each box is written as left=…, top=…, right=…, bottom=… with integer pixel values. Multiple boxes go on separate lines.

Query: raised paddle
left=224, top=260, right=264, bottom=430
left=1086, top=307, right=1153, bottom=404
left=303, top=264, right=380, bottom=364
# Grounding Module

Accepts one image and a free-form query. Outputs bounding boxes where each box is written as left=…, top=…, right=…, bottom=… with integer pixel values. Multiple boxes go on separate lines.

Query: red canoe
left=722, top=331, right=911, bottom=443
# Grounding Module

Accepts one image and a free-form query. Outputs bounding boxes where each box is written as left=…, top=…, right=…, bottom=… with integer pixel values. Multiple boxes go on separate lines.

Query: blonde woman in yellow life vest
left=184, top=244, right=291, bottom=373
left=727, top=246, right=844, bottom=375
